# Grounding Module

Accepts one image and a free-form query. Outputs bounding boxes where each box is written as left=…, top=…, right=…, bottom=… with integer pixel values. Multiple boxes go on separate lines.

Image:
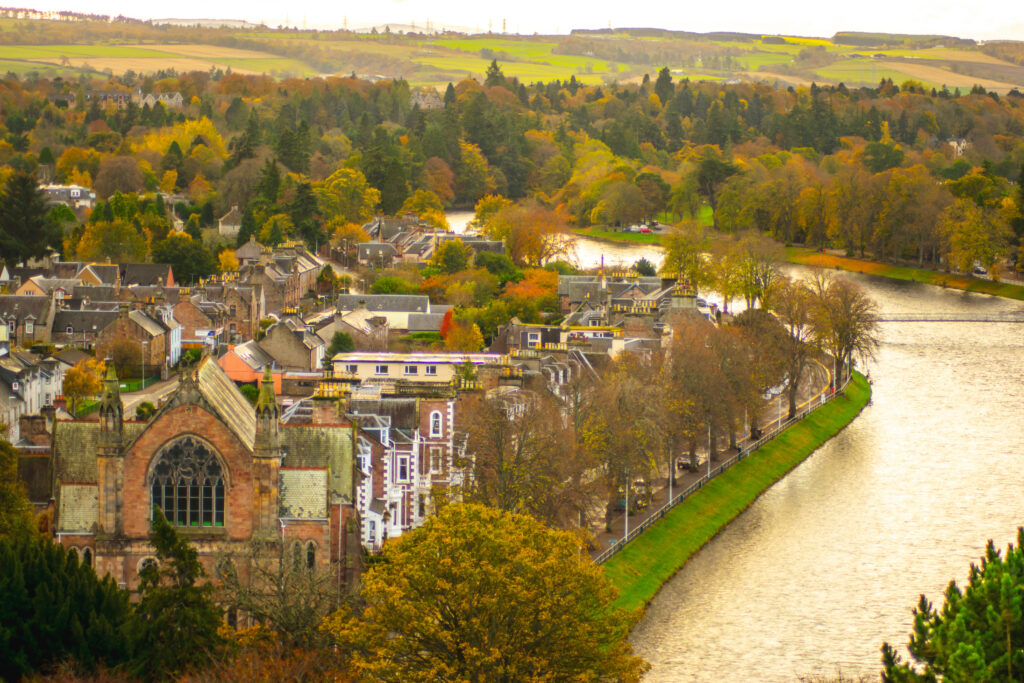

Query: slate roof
left=53, top=420, right=146, bottom=483
left=407, top=312, right=444, bottom=332
left=196, top=359, right=256, bottom=451
left=72, top=285, right=117, bottom=302
left=52, top=310, right=118, bottom=335
left=336, top=294, right=432, bottom=314
left=79, top=264, right=119, bottom=285
left=0, top=295, right=49, bottom=322
left=128, top=309, right=167, bottom=337
left=357, top=243, right=398, bottom=260
left=280, top=424, right=355, bottom=504
left=235, top=236, right=264, bottom=261
left=279, top=468, right=328, bottom=519
left=121, top=263, right=173, bottom=286
left=231, top=340, right=273, bottom=370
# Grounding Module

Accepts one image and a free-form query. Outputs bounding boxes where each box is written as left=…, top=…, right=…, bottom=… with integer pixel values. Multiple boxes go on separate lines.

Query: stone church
left=50, top=359, right=361, bottom=591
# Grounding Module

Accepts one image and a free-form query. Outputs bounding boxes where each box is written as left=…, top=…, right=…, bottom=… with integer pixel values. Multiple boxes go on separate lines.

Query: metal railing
left=592, top=374, right=853, bottom=565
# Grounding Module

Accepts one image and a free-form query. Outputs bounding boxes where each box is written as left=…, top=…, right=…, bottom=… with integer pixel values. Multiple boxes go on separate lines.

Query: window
left=374, top=365, right=388, bottom=376
left=66, top=325, right=74, bottom=334
left=527, top=331, right=540, bottom=348
left=345, top=364, right=357, bottom=374
left=368, top=520, right=376, bottom=542
left=7, top=321, right=14, bottom=334
left=44, top=393, right=51, bottom=405
left=429, top=446, right=442, bottom=473
left=404, top=365, right=418, bottom=375
left=24, top=320, right=33, bottom=335
left=397, top=456, right=409, bottom=482
left=150, top=437, right=225, bottom=528
left=425, top=365, right=437, bottom=376
left=292, top=542, right=302, bottom=569
left=306, top=541, right=316, bottom=569
left=82, top=548, right=92, bottom=567
left=418, top=494, right=426, bottom=518
left=229, top=305, right=236, bottom=316
left=429, top=411, right=443, bottom=437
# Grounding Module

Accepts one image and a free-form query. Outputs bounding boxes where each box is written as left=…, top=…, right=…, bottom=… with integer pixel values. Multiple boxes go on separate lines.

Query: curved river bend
left=626, top=269, right=1024, bottom=680
left=447, top=214, right=1024, bottom=678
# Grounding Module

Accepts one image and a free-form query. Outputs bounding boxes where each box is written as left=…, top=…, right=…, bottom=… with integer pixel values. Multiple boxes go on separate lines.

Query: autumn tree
left=443, top=318, right=485, bottom=352
left=73, top=219, right=148, bottom=263
left=766, top=276, right=817, bottom=419
left=458, top=391, right=598, bottom=528
left=93, top=156, right=145, bottom=199
left=810, top=273, right=879, bottom=388
left=316, top=167, right=380, bottom=225
left=661, top=219, right=712, bottom=294
left=0, top=437, right=34, bottom=539
left=151, top=232, right=217, bottom=285
left=61, top=357, right=106, bottom=414
left=430, top=238, right=473, bottom=273
left=882, top=528, right=1024, bottom=682
left=324, top=503, right=647, bottom=682
left=940, top=198, right=1011, bottom=273
left=483, top=199, right=573, bottom=266
left=215, top=537, right=343, bottom=650
left=399, top=189, right=448, bottom=229
left=218, top=249, right=239, bottom=273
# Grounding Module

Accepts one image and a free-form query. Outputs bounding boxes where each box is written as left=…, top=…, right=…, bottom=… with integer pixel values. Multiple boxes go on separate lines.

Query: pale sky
left=24, top=0, right=1024, bottom=40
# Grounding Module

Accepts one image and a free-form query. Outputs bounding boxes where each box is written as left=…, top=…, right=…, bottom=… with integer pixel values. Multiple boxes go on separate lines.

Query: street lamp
left=623, top=466, right=630, bottom=543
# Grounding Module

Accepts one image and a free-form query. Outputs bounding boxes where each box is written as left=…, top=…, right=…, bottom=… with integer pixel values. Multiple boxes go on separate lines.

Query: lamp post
left=707, top=420, right=712, bottom=479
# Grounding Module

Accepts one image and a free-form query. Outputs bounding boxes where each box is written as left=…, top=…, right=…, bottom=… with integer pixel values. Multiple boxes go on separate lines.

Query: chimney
left=312, top=397, right=341, bottom=425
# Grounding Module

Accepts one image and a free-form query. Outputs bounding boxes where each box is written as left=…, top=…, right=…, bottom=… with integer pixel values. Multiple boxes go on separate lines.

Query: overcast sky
left=27, top=0, right=1024, bottom=41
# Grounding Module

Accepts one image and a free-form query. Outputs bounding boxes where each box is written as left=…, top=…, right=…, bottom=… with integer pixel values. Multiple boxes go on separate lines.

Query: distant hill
left=0, top=11, right=1021, bottom=91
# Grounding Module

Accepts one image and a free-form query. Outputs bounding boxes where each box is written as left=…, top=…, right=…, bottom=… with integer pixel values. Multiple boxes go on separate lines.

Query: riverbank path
left=590, top=358, right=832, bottom=560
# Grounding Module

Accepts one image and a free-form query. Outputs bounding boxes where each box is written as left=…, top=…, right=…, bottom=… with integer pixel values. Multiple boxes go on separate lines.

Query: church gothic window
left=150, top=437, right=226, bottom=528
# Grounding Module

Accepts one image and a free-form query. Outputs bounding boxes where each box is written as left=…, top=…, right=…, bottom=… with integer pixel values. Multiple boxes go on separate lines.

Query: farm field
left=0, top=42, right=316, bottom=76
left=1, top=17, right=1023, bottom=91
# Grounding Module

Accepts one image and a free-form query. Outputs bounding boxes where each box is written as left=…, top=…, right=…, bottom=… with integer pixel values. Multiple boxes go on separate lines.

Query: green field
left=1, top=19, right=1021, bottom=90
left=603, top=372, right=872, bottom=614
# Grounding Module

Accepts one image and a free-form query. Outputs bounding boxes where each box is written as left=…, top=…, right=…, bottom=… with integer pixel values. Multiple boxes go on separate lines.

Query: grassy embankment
left=786, top=247, right=1024, bottom=301
left=603, top=372, right=871, bottom=616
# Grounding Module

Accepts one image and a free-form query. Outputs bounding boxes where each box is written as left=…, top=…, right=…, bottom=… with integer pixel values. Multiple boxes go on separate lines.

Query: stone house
left=258, top=320, right=325, bottom=372
left=0, top=294, right=56, bottom=345
left=218, top=205, right=242, bottom=237
left=95, top=306, right=170, bottom=378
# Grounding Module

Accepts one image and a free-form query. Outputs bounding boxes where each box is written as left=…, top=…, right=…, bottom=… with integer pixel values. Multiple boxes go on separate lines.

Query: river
left=552, top=234, right=1024, bottom=681
left=456, top=217, right=1024, bottom=679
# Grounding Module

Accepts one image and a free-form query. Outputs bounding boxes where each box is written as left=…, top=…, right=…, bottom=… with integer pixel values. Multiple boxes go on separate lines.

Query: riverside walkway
left=877, top=313, right=1024, bottom=323
left=591, top=359, right=837, bottom=563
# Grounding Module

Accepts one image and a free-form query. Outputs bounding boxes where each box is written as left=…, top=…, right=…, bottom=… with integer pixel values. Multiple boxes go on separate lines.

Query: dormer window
left=66, top=325, right=74, bottom=335
left=25, top=320, right=33, bottom=335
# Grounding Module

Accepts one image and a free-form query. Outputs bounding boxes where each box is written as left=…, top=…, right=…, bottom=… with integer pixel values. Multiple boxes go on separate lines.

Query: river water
left=608, top=259, right=1024, bottom=680
left=450, top=221, right=1024, bottom=678
left=513, top=226, right=1024, bottom=680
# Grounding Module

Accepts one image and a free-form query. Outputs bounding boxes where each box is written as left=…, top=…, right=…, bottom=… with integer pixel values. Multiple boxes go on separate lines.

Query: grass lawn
left=574, top=226, right=664, bottom=244
left=603, top=372, right=871, bottom=615
left=785, top=247, right=1024, bottom=301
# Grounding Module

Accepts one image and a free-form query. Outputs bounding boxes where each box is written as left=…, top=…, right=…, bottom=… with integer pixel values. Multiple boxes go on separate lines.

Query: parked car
left=639, top=228, right=652, bottom=233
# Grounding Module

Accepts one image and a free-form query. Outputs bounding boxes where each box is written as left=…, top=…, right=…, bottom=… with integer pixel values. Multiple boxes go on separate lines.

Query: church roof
left=196, top=358, right=256, bottom=451
left=281, top=424, right=355, bottom=505
left=57, top=483, right=98, bottom=533
left=53, top=420, right=146, bottom=483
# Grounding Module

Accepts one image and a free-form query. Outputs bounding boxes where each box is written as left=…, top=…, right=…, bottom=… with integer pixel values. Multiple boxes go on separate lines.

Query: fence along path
left=592, top=370, right=850, bottom=565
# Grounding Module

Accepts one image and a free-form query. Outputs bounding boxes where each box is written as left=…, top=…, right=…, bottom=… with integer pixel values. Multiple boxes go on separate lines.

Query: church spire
left=253, top=365, right=280, bottom=457
left=98, top=360, right=123, bottom=450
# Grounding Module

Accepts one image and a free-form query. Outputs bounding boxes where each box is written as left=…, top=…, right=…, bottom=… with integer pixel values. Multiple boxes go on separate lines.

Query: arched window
left=82, top=548, right=92, bottom=568
left=306, top=541, right=316, bottom=569
left=429, top=411, right=442, bottom=437
left=69, top=546, right=80, bottom=562
left=292, top=541, right=302, bottom=569
left=150, top=437, right=225, bottom=528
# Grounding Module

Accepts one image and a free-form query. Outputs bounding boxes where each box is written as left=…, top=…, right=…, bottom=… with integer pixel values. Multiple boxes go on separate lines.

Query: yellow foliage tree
left=444, top=320, right=484, bottom=352
left=218, top=249, right=239, bottom=273
left=159, top=170, right=177, bottom=194
left=62, top=358, right=106, bottom=414
left=321, top=503, right=647, bottom=682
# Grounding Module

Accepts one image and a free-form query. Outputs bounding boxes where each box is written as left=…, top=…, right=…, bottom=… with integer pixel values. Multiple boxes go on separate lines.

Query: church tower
left=96, top=362, right=125, bottom=536
left=252, top=366, right=281, bottom=534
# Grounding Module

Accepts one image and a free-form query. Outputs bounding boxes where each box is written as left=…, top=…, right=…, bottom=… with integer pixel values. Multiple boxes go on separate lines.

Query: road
left=122, top=375, right=180, bottom=415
